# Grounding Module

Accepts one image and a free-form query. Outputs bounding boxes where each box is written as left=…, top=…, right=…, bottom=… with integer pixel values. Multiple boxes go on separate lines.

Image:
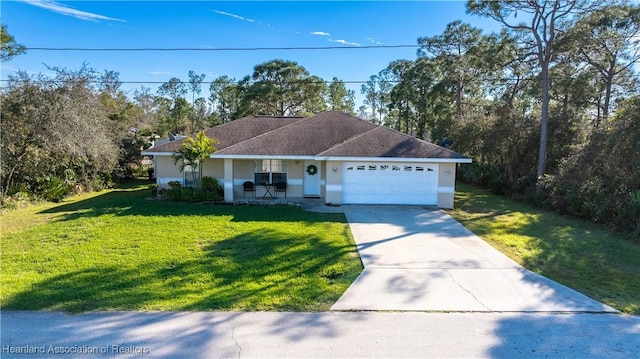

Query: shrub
left=1, top=191, right=32, bottom=210
left=543, top=96, right=640, bottom=240
left=628, top=190, right=640, bottom=238
left=163, top=186, right=219, bottom=202
left=201, top=176, right=224, bottom=200
left=36, top=176, right=69, bottom=203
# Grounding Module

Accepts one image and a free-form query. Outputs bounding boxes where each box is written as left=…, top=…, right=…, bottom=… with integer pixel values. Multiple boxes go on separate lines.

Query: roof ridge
left=317, top=111, right=379, bottom=126
left=255, top=115, right=304, bottom=118
left=215, top=116, right=306, bottom=154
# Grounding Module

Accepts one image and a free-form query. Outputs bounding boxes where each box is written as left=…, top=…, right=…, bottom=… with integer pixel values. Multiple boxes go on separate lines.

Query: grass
left=0, top=180, right=362, bottom=313
left=449, top=183, right=640, bottom=315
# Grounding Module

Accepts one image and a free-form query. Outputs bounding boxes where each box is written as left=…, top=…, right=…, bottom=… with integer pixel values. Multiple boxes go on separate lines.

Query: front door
left=303, top=160, right=321, bottom=197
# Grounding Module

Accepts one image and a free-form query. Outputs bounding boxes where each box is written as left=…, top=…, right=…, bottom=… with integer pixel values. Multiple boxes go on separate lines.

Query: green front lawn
left=449, top=183, right=640, bottom=315
left=1, top=181, right=362, bottom=312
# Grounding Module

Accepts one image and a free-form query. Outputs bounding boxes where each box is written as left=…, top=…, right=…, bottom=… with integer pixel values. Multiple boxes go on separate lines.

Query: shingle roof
left=144, top=111, right=469, bottom=161
left=318, top=126, right=468, bottom=159
left=216, top=111, right=377, bottom=156
left=143, top=116, right=303, bottom=153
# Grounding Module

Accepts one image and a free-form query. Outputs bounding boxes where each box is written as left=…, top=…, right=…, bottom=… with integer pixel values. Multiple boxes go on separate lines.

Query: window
left=357, top=165, right=365, bottom=171
left=183, top=165, right=200, bottom=188
left=404, top=166, right=412, bottom=171
left=392, top=165, right=400, bottom=171
left=415, top=166, right=424, bottom=172
left=255, top=160, right=287, bottom=185
left=369, top=165, right=377, bottom=171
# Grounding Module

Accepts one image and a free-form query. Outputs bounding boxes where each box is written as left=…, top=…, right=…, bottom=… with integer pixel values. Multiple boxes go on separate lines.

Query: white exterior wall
left=154, top=154, right=461, bottom=208
left=202, top=158, right=224, bottom=183
left=155, top=156, right=183, bottom=189
left=437, top=163, right=457, bottom=209
left=324, top=160, right=343, bottom=205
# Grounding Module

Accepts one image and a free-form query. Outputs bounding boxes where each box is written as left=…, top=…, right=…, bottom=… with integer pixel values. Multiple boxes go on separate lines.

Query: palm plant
left=172, top=131, right=217, bottom=188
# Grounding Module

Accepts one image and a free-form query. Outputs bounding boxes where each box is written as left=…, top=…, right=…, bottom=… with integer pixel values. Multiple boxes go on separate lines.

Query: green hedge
left=162, top=176, right=223, bottom=202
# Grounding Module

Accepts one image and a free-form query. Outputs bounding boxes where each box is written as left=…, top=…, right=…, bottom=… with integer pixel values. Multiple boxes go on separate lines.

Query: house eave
left=210, top=154, right=317, bottom=160
left=316, top=156, right=472, bottom=163
left=141, top=151, right=174, bottom=156
left=208, top=153, right=471, bottom=163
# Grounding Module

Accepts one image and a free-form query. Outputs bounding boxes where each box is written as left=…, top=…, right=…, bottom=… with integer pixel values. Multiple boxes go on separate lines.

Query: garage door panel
left=342, top=162, right=439, bottom=205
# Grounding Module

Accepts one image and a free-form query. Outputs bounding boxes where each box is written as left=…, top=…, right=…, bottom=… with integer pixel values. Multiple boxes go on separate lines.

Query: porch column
left=224, top=158, right=234, bottom=202
left=325, top=160, right=343, bottom=205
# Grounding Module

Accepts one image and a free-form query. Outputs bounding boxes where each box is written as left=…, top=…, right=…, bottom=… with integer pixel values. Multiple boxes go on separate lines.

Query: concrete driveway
left=332, top=205, right=617, bottom=312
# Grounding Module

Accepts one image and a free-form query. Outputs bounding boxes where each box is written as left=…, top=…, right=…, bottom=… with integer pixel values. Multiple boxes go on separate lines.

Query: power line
left=24, top=45, right=420, bottom=51
left=0, top=77, right=580, bottom=85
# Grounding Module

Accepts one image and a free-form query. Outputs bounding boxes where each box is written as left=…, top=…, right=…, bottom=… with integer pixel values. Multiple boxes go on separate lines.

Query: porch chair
left=274, top=181, right=287, bottom=199
left=243, top=181, right=256, bottom=198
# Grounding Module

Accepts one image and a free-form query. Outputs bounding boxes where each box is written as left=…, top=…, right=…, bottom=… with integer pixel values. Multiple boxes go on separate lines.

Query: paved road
left=2, top=311, right=639, bottom=358
left=332, top=205, right=617, bottom=312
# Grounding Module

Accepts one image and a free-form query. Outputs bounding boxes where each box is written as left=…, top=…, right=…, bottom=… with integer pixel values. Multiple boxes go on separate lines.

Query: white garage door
left=342, top=162, right=439, bottom=205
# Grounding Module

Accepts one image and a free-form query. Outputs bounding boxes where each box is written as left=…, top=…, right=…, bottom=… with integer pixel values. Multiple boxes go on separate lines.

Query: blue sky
left=1, top=1, right=502, bottom=106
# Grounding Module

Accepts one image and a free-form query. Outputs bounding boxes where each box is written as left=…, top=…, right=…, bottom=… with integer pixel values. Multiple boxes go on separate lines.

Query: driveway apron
left=331, top=205, right=617, bottom=312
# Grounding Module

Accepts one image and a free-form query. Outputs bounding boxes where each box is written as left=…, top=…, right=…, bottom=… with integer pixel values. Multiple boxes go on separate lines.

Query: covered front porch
left=217, top=157, right=330, bottom=204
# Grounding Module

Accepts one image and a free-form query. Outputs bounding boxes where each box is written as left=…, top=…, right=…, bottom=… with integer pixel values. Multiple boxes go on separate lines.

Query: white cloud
left=310, top=31, right=331, bottom=37
left=20, top=0, right=125, bottom=22
left=329, top=39, right=361, bottom=46
left=213, top=10, right=256, bottom=23
left=366, top=37, right=383, bottom=45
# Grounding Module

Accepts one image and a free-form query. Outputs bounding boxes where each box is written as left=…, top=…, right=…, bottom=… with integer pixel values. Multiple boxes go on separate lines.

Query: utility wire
left=0, top=77, right=576, bottom=85
left=24, top=45, right=420, bottom=51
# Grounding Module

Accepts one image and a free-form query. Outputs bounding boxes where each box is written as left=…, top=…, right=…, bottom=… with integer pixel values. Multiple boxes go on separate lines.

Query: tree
left=407, top=58, right=452, bottom=141
left=360, top=74, right=392, bottom=124
left=133, top=86, right=162, bottom=133
left=565, top=3, right=640, bottom=123
left=158, top=77, right=191, bottom=134
left=96, top=70, right=147, bottom=178
left=193, top=97, right=213, bottom=129
left=158, top=77, right=188, bottom=101
left=468, top=0, right=581, bottom=193
left=187, top=70, right=206, bottom=104
left=1, top=24, right=25, bottom=61
left=326, top=77, right=356, bottom=114
left=418, top=21, right=503, bottom=118
left=167, top=97, right=192, bottom=134
left=384, top=59, right=415, bottom=131
left=238, top=59, right=327, bottom=116
left=545, top=95, right=640, bottom=238
left=377, top=58, right=453, bottom=140
left=209, top=76, right=243, bottom=123
left=172, top=131, right=217, bottom=189
left=1, top=70, right=118, bottom=198
left=187, top=71, right=207, bottom=130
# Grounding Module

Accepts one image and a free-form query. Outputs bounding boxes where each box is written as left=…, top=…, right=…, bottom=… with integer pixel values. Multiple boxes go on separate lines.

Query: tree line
left=1, top=1, right=639, bottom=238
left=355, top=0, right=639, bottom=238
left=1, top=26, right=356, bottom=203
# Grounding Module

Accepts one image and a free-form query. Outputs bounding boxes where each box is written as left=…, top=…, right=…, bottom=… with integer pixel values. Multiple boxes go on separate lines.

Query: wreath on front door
left=306, top=164, right=318, bottom=176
